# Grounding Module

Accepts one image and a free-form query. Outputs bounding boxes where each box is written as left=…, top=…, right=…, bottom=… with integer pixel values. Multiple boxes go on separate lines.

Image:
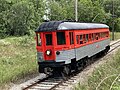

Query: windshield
left=45, top=34, right=52, bottom=45
left=37, top=33, right=41, bottom=46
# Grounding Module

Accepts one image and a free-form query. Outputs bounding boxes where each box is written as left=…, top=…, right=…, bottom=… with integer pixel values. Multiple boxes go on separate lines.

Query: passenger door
left=43, top=32, right=55, bottom=60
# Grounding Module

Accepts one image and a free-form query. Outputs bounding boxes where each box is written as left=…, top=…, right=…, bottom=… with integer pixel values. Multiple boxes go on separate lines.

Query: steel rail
left=110, top=39, right=120, bottom=46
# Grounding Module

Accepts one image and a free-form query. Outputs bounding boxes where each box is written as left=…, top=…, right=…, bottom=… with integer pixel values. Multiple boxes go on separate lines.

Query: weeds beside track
left=0, top=36, right=37, bottom=86
left=75, top=40, right=120, bottom=90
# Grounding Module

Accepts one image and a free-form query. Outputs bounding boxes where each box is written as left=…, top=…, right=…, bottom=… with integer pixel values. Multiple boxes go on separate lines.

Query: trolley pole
left=75, top=0, right=78, bottom=22
left=112, top=0, right=115, bottom=41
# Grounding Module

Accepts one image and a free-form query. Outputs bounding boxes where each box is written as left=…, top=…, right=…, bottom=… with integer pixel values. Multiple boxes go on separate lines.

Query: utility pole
left=112, top=0, right=115, bottom=40
left=75, top=0, right=78, bottom=22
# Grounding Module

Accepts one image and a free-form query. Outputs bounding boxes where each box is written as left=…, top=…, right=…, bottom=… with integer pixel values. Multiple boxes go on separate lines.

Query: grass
left=110, top=32, right=120, bottom=40
left=74, top=49, right=120, bottom=90
left=0, top=36, right=37, bottom=85
left=88, top=50, right=120, bottom=90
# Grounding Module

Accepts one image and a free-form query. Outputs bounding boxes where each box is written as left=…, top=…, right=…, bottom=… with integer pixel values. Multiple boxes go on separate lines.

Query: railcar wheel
left=102, top=50, right=107, bottom=56
left=84, top=57, right=89, bottom=66
left=63, top=65, right=71, bottom=75
left=76, top=61, right=83, bottom=71
left=61, top=65, right=71, bottom=79
left=82, top=58, right=87, bottom=68
left=44, top=67, right=53, bottom=75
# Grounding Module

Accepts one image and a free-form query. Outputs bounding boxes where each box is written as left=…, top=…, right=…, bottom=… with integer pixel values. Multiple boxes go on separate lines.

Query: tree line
left=0, top=0, right=120, bottom=38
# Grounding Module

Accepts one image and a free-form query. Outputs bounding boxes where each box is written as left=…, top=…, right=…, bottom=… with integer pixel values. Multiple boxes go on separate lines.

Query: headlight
left=46, top=50, right=51, bottom=56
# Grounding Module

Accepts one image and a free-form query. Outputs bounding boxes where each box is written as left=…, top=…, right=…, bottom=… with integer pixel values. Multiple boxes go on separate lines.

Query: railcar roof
left=35, top=21, right=109, bottom=32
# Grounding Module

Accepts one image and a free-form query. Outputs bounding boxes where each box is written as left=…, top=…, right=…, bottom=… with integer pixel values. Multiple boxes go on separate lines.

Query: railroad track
left=15, top=39, right=120, bottom=90
left=110, top=39, right=120, bottom=46
left=109, top=39, right=120, bottom=53
left=22, top=76, right=64, bottom=90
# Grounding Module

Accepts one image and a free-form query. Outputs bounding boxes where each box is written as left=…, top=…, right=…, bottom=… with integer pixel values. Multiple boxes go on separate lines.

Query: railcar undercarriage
left=38, top=45, right=110, bottom=77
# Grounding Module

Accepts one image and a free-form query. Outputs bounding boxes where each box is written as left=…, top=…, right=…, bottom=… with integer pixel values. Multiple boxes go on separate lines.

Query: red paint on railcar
left=36, top=28, right=110, bottom=61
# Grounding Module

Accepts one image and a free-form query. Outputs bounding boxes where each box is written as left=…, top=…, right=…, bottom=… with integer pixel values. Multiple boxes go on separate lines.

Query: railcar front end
left=36, top=31, right=67, bottom=74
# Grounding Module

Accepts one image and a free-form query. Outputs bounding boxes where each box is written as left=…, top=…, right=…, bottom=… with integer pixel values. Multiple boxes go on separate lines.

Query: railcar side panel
left=75, top=38, right=110, bottom=61
left=55, top=49, right=75, bottom=64
left=55, top=38, right=110, bottom=64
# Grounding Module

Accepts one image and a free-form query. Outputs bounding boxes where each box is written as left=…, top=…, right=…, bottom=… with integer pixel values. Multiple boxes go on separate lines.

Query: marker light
left=56, top=51, right=60, bottom=55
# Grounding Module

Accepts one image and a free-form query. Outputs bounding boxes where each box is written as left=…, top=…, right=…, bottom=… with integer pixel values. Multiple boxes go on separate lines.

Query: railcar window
left=96, top=33, right=99, bottom=40
left=76, top=35, right=79, bottom=44
left=80, top=35, right=83, bottom=44
left=100, top=33, right=102, bottom=38
left=92, top=33, right=94, bottom=41
left=86, top=34, right=88, bottom=42
left=57, top=32, right=66, bottom=45
left=83, top=34, right=86, bottom=43
left=80, top=35, right=82, bottom=40
left=106, top=32, right=109, bottom=37
left=89, top=34, right=92, bottom=41
left=101, top=33, right=105, bottom=38
left=69, top=32, right=74, bottom=44
left=37, top=33, right=41, bottom=46
left=98, top=33, right=100, bottom=39
left=76, top=35, right=83, bottom=44
left=102, top=32, right=106, bottom=38
left=46, top=34, right=52, bottom=45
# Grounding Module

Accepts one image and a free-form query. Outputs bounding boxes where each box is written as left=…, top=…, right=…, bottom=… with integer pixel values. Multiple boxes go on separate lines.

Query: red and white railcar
left=35, top=21, right=110, bottom=74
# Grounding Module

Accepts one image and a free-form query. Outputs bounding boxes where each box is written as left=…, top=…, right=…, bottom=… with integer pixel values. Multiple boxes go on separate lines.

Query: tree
left=48, top=0, right=74, bottom=21
left=0, top=0, right=12, bottom=38
left=6, top=1, right=32, bottom=36
left=29, top=0, right=45, bottom=29
left=0, top=0, right=45, bottom=38
left=104, top=0, right=120, bottom=31
left=114, top=18, right=120, bottom=32
left=77, top=0, right=94, bottom=22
